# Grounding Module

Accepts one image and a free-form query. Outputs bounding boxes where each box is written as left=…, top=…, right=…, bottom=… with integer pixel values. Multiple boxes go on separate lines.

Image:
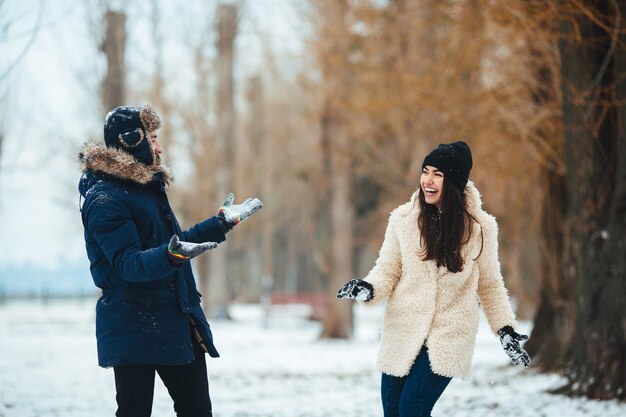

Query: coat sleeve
left=180, top=216, right=227, bottom=244
left=363, top=212, right=402, bottom=304
left=476, top=214, right=516, bottom=333
left=84, top=192, right=182, bottom=283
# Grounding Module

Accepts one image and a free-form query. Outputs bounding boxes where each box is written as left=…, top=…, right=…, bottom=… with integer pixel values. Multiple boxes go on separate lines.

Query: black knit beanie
left=422, top=141, right=473, bottom=190
left=103, top=105, right=161, bottom=166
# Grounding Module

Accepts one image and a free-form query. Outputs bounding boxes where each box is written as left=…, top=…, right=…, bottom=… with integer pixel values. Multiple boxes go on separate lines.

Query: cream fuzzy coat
left=363, top=181, right=516, bottom=379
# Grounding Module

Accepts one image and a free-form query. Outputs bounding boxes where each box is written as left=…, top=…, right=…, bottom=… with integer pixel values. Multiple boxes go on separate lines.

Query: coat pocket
left=122, top=288, right=177, bottom=309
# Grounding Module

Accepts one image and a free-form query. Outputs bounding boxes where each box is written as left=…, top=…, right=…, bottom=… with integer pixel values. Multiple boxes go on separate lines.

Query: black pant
left=381, top=346, right=451, bottom=417
left=113, top=335, right=212, bottom=417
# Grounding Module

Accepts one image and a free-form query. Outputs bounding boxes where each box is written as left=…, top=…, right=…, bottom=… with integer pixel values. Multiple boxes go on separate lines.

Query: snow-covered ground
left=1, top=299, right=624, bottom=417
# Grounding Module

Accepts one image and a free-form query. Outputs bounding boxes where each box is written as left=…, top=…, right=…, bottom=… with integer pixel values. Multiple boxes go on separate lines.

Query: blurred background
left=0, top=0, right=624, bottom=408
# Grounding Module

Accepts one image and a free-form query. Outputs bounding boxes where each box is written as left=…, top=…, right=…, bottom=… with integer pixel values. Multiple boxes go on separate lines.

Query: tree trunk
left=246, top=75, right=268, bottom=302
left=248, top=75, right=276, bottom=318
left=525, top=6, right=573, bottom=370
left=181, top=17, right=217, bottom=317
left=208, top=4, right=238, bottom=319
left=525, top=167, right=572, bottom=370
left=320, top=98, right=354, bottom=338
left=147, top=0, right=173, bottom=153
left=310, top=0, right=354, bottom=338
left=553, top=0, right=626, bottom=400
left=101, top=10, right=126, bottom=112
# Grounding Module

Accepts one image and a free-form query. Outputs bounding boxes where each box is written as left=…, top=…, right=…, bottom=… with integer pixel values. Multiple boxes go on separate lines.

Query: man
left=79, top=105, right=262, bottom=417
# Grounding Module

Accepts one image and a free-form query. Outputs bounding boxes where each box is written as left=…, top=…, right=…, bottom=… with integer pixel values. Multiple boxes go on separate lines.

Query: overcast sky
left=0, top=0, right=304, bottom=272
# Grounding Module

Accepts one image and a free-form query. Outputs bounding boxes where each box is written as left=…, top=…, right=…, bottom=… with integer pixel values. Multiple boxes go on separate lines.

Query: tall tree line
left=549, top=0, right=625, bottom=400
left=307, top=0, right=625, bottom=400
left=485, top=0, right=626, bottom=400
left=307, top=0, right=548, bottom=333
left=92, top=0, right=625, bottom=400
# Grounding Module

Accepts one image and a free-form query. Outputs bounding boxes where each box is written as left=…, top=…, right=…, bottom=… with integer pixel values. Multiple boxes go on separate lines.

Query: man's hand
left=337, top=279, right=374, bottom=302
left=498, top=326, right=531, bottom=368
left=167, top=235, right=218, bottom=263
left=217, top=193, right=263, bottom=226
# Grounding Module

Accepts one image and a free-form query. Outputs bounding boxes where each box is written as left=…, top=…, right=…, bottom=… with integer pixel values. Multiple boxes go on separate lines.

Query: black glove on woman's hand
left=337, top=279, right=374, bottom=302
left=498, top=326, right=531, bottom=368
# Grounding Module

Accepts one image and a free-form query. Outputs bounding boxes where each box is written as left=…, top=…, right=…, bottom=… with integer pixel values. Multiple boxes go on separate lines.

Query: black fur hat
left=103, top=105, right=161, bottom=166
left=422, top=141, right=473, bottom=190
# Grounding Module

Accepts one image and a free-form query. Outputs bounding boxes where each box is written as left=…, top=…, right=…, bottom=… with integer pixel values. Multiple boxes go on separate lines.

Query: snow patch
left=0, top=300, right=625, bottom=417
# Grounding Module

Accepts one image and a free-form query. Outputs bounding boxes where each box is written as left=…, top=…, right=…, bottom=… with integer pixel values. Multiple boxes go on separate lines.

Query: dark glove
left=337, top=279, right=374, bottom=302
left=498, top=325, right=531, bottom=368
left=217, top=193, right=263, bottom=227
left=167, top=235, right=218, bottom=264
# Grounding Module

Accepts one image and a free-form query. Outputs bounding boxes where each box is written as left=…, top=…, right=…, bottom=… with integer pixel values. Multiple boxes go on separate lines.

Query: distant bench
left=267, top=291, right=328, bottom=321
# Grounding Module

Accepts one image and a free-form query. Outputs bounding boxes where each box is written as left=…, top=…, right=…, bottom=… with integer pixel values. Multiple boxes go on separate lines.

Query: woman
left=337, top=141, right=530, bottom=417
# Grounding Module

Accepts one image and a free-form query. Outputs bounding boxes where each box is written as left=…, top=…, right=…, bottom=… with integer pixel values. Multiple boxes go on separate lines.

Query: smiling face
left=420, top=165, right=444, bottom=209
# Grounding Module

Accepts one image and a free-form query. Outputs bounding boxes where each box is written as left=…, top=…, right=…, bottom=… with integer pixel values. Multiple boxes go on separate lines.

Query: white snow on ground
left=1, top=299, right=625, bottom=417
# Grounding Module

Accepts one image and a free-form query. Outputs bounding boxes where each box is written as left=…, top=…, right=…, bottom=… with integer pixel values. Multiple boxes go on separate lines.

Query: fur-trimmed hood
left=79, top=142, right=172, bottom=196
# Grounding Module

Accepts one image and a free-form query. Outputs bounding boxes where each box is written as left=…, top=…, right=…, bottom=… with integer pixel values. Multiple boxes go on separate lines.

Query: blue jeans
left=381, top=346, right=451, bottom=417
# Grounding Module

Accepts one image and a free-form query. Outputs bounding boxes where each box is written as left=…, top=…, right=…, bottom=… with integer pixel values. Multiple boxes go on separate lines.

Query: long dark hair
left=417, top=178, right=481, bottom=273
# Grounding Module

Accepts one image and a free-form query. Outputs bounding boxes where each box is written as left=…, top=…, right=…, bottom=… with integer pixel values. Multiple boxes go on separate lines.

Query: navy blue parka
left=79, top=143, right=224, bottom=367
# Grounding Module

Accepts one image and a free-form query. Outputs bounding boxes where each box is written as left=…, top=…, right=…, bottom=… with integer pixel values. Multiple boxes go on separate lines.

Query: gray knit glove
left=337, top=279, right=374, bottom=302
left=498, top=326, right=531, bottom=368
left=167, top=235, right=218, bottom=263
left=217, top=193, right=263, bottom=226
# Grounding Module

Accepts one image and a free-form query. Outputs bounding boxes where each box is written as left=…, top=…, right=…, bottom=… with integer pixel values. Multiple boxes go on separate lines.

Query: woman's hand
left=337, top=279, right=374, bottom=302
left=498, top=326, right=531, bottom=368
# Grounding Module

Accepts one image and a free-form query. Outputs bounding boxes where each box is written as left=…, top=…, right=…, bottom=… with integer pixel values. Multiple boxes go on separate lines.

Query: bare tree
left=0, top=0, right=44, bottom=174
left=309, top=0, right=356, bottom=338
left=552, top=0, right=626, bottom=400
left=101, top=10, right=126, bottom=112
left=207, top=3, right=238, bottom=319
left=0, top=0, right=44, bottom=84
left=244, top=75, right=269, bottom=302
left=497, top=3, right=626, bottom=400
left=519, top=1, right=573, bottom=371
left=321, top=100, right=355, bottom=338
left=146, top=0, right=173, bottom=152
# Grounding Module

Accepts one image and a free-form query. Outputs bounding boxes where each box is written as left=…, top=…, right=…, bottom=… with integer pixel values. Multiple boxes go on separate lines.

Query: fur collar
left=79, top=142, right=173, bottom=186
